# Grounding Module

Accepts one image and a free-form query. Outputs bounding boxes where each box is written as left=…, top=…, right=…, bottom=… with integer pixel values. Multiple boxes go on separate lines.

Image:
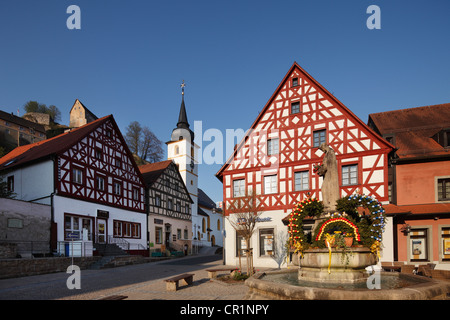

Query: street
left=0, top=252, right=251, bottom=300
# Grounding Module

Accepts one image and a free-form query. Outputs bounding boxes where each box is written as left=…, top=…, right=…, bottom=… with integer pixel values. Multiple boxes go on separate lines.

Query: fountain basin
left=245, top=269, right=450, bottom=300
left=299, top=247, right=376, bottom=283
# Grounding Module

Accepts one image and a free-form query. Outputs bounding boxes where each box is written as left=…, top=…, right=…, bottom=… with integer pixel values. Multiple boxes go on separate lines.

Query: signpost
left=66, top=232, right=79, bottom=270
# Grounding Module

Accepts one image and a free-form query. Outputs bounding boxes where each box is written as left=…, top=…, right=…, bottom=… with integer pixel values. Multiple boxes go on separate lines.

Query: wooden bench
left=205, top=267, right=238, bottom=279
left=98, top=295, right=128, bottom=300
left=164, top=273, right=194, bottom=291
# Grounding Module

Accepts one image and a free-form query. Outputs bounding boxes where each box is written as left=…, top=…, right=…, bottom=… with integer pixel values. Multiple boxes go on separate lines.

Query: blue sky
left=0, top=0, right=449, bottom=203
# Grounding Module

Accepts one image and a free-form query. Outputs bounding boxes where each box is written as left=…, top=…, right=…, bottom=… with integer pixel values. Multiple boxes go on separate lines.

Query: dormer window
left=432, top=129, right=450, bottom=148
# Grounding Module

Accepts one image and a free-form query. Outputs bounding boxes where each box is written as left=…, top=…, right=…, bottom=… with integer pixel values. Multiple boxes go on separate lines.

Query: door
left=97, top=219, right=107, bottom=244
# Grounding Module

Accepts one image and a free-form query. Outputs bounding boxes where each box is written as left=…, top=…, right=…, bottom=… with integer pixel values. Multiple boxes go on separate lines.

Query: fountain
left=245, top=144, right=450, bottom=300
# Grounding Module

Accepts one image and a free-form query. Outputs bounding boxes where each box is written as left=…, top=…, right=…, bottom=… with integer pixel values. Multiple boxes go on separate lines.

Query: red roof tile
left=0, top=115, right=112, bottom=170
left=384, top=203, right=450, bottom=215
left=369, top=103, right=450, bottom=160
left=139, top=160, right=173, bottom=186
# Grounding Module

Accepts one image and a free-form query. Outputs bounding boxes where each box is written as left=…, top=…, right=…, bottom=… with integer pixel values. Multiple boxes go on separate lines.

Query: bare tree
left=225, top=190, right=263, bottom=276
left=125, top=121, right=163, bottom=165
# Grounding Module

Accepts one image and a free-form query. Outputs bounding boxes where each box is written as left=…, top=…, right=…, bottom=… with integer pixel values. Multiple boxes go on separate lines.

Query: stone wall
left=0, top=198, right=51, bottom=244
left=0, top=256, right=101, bottom=279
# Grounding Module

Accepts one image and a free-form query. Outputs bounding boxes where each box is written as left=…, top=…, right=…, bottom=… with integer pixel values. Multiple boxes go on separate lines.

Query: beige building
left=69, top=99, right=98, bottom=128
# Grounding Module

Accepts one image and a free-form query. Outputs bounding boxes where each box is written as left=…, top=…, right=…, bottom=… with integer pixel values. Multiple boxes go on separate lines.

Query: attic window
left=432, top=129, right=450, bottom=148
left=292, top=77, right=299, bottom=87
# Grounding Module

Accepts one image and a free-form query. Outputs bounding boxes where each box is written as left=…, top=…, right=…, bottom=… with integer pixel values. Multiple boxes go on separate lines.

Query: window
left=313, top=130, right=326, bottom=147
left=264, top=175, right=278, bottom=194
left=7, top=176, right=14, bottom=192
left=177, top=229, right=182, bottom=240
left=235, top=231, right=246, bottom=257
left=233, top=179, right=245, bottom=197
left=176, top=201, right=181, bottom=212
left=292, top=77, right=299, bottom=87
left=291, top=101, right=300, bottom=114
left=64, top=215, right=92, bottom=241
left=96, top=175, right=105, bottom=191
left=294, top=171, right=309, bottom=191
left=114, top=220, right=122, bottom=237
left=115, top=157, right=122, bottom=168
left=95, top=148, right=103, bottom=161
left=342, top=165, right=358, bottom=186
left=267, top=138, right=279, bottom=156
left=437, top=178, right=450, bottom=201
left=184, top=228, right=188, bottom=239
left=259, top=228, right=274, bottom=256
left=185, top=204, right=190, bottom=214
left=132, top=224, right=141, bottom=238
left=72, top=167, right=83, bottom=184
left=155, top=194, right=161, bottom=207
left=175, top=145, right=179, bottom=155
left=133, top=187, right=140, bottom=201
left=114, top=181, right=122, bottom=195
left=168, top=198, right=173, bottom=210
left=441, top=227, right=450, bottom=261
left=217, top=219, right=221, bottom=231
left=155, top=227, right=163, bottom=244
left=409, top=228, right=429, bottom=262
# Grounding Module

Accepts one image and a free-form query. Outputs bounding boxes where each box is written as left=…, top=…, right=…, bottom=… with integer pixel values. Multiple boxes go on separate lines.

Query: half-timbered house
left=0, top=113, right=147, bottom=257
left=216, top=62, right=394, bottom=267
left=139, top=160, right=193, bottom=255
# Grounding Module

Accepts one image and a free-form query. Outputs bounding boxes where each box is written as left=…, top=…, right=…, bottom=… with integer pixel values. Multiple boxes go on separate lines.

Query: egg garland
left=336, top=193, right=387, bottom=245
left=288, top=193, right=386, bottom=252
left=287, top=198, right=323, bottom=245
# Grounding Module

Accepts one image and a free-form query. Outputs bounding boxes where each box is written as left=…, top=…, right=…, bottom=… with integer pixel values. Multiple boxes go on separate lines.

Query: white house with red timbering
left=0, top=110, right=147, bottom=257
left=216, top=62, right=394, bottom=268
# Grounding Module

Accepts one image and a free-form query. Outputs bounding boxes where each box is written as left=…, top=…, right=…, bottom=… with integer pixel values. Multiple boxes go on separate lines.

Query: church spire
left=171, top=80, right=194, bottom=142
left=177, top=80, right=190, bottom=129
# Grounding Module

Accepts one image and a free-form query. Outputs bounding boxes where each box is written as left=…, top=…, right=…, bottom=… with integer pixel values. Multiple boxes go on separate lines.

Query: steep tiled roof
left=0, top=115, right=111, bottom=170
left=368, top=103, right=450, bottom=160
left=139, top=160, right=173, bottom=186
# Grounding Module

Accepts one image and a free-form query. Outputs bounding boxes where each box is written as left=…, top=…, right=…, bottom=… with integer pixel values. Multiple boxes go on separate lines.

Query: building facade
left=0, top=110, right=47, bottom=153
left=369, top=103, right=450, bottom=270
left=139, top=160, right=193, bottom=255
left=0, top=114, right=147, bottom=257
left=216, top=62, right=393, bottom=268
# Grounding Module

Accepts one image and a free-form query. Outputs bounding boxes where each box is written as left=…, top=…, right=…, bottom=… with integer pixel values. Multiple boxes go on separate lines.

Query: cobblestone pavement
left=0, top=254, right=265, bottom=300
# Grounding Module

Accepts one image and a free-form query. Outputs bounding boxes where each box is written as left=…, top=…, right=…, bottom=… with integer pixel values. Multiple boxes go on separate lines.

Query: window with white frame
left=313, top=130, right=326, bottom=147
left=72, top=167, right=83, bottom=184
left=267, top=138, right=279, bottom=156
left=264, top=175, right=278, bottom=194
left=294, top=171, right=309, bottom=191
left=233, top=179, right=245, bottom=197
left=342, top=164, right=358, bottom=186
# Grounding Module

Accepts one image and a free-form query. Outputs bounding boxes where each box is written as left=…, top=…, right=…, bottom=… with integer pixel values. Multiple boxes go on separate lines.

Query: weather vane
left=181, top=80, right=186, bottom=95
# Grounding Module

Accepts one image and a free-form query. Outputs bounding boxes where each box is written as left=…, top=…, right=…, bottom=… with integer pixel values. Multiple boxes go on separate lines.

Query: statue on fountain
left=316, top=143, right=340, bottom=213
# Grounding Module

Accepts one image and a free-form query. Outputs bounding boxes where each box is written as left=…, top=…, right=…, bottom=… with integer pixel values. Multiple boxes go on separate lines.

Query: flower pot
left=344, top=237, right=354, bottom=247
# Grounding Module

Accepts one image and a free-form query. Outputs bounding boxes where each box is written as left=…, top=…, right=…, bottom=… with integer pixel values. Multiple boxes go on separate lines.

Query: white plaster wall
left=6, top=160, right=53, bottom=205
left=53, top=195, right=147, bottom=248
left=224, top=209, right=288, bottom=268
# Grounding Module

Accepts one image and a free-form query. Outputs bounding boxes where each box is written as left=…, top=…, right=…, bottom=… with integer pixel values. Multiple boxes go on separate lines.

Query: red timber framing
left=56, top=116, right=146, bottom=213
left=216, top=62, right=394, bottom=215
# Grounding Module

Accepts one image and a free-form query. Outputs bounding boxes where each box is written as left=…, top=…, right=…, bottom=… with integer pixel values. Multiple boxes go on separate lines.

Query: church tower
left=167, top=81, right=200, bottom=243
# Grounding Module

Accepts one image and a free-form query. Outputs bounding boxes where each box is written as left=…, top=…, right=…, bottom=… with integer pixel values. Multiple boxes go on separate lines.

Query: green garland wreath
left=288, top=194, right=386, bottom=251
left=287, top=198, right=323, bottom=244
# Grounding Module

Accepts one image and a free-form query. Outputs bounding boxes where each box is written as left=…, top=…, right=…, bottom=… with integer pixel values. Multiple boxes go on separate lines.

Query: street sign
left=66, top=232, right=79, bottom=240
